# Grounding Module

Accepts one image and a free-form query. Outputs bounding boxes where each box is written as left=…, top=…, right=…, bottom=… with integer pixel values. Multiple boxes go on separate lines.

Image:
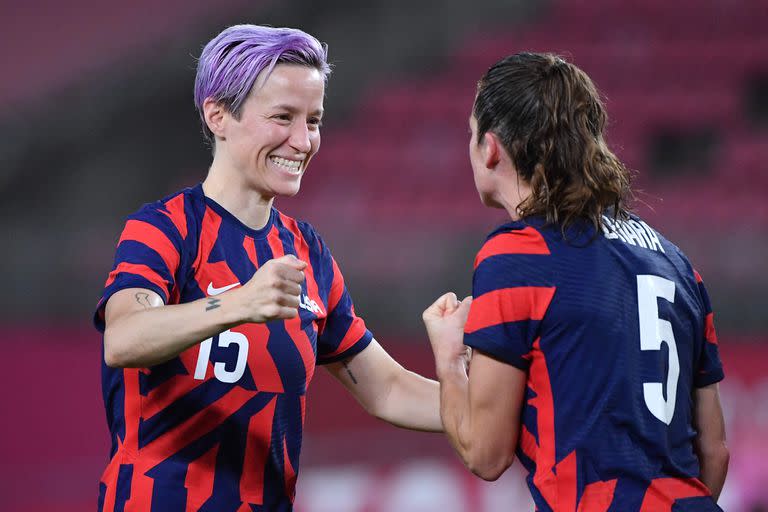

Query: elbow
left=465, top=452, right=515, bottom=482
left=103, top=329, right=134, bottom=368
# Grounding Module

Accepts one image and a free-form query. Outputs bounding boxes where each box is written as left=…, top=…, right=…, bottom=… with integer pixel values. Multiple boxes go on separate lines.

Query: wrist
left=435, top=357, right=468, bottom=382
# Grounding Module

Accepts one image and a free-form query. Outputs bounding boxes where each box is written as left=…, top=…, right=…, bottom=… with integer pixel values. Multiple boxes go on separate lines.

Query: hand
left=232, top=254, right=307, bottom=323
left=423, top=293, right=473, bottom=376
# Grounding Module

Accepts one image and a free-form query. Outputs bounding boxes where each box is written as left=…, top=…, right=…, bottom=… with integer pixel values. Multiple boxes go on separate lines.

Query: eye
left=308, top=117, right=323, bottom=129
left=272, top=113, right=292, bottom=122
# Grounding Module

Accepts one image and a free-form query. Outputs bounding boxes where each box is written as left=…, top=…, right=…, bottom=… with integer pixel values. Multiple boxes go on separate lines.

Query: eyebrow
left=272, top=104, right=324, bottom=117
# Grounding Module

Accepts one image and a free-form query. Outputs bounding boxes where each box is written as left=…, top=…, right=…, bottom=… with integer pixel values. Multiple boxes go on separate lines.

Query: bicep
left=467, top=349, right=527, bottom=453
left=104, top=287, right=164, bottom=327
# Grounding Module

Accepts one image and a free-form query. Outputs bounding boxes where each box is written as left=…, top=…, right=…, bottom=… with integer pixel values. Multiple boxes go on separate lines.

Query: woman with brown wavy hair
left=423, top=53, right=728, bottom=511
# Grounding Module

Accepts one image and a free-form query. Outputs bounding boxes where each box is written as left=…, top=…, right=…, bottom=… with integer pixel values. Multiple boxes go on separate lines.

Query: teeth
left=270, top=156, right=302, bottom=172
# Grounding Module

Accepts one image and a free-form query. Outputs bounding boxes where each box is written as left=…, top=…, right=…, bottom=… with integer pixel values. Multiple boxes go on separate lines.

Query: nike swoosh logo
left=207, top=282, right=240, bottom=296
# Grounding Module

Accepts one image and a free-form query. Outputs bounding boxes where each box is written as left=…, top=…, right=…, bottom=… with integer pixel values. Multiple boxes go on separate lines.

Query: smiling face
left=218, top=64, right=325, bottom=200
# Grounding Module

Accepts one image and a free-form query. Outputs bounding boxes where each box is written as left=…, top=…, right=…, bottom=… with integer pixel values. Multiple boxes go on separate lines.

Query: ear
left=481, top=131, right=502, bottom=170
left=203, top=98, right=227, bottom=140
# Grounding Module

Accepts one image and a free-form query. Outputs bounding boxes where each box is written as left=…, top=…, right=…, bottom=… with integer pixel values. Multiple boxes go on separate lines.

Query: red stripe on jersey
left=243, top=236, right=258, bottom=267
left=556, top=451, right=578, bottom=510
left=474, top=227, right=550, bottom=269
left=283, top=437, right=297, bottom=502
left=577, top=478, right=618, bottom=512
left=162, top=193, right=188, bottom=239
left=322, top=316, right=368, bottom=359
left=694, top=269, right=703, bottom=284
left=100, top=453, right=120, bottom=511
left=464, top=287, right=555, bottom=334
left=528, top=338, right=558, bottom=508
left=105, top=263, right=170, bottom=301
left=122, top=369, right=156, bottom=511
left=239, top=324, right=285, bottom=393
left=705, top=312, right=718, bottom=345
left=519, top=424, right=538, bottom=462
left=267, top=224, right=285, bottom=258
left=194, top=207, right=223, bottom=271
left=285, top=315, right=317, bottom=386
left=124, top=470, right=154, bottom=511
left=141, top=350, right=212, bottom=418
left=235, top=503, right=251, bottom=512
left=140, top=387, right=256, bottom=463
left=327, top=258, right=345, bottom=315
left=639, top=477, right=710, bottom=511
left=184, top=444, right=219, bottom=511
left=281, top=214, right=326, bottom=318
left=119, top=219, right=180, bottom=274
left=240, top=396, right=277, bottom=504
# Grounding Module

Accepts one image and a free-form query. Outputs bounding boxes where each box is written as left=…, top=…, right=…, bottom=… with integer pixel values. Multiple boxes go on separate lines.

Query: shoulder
left=475, top=220, right=551, bottom=269
left=126, top=185, right=203, bottom=242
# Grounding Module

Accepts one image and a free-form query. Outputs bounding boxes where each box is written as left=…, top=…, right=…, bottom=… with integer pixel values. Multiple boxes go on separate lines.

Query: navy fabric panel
left=114, top=464, right=133, bottom=512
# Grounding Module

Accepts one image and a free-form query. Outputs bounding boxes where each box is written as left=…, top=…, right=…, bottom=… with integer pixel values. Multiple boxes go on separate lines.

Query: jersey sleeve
left=313, top=236, right=373, bottom=364
left=693, top=270, right=724, bottom=387
left=463, top=226, right=556, bottom=371
left=93, top=202, right=186, bottom=331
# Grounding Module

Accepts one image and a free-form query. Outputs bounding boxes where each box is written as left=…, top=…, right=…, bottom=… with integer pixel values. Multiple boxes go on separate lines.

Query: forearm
left=377, top=369, right=442, bottom=432
left=697, top=443, right=729, bottom=501
left=105, top=294, right=242, bottom=367
left=438, top=361, right=473, bottom=462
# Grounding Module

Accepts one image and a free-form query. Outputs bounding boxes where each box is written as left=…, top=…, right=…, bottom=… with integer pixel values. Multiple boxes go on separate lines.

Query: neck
left=202, top=150, right=274, bottom=230
left=496, top=174, right=532, bottom=222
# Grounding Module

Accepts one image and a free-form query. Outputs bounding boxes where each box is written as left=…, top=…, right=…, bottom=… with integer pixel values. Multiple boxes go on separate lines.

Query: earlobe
left=203, top=98, right=226, bottom=139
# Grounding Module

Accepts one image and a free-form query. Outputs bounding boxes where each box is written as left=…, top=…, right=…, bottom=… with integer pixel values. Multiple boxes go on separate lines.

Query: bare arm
left=437, top=350, right=526, bottom=481
left=104, top=255, right=307, bottom=367
left=693, top=383, right=729, bottom=500
left=325, top=340, right=442, bottom=432
left=423, top=292, right=526, bottom=481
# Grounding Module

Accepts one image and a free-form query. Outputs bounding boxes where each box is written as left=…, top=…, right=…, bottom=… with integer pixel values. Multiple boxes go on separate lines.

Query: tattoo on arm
left=206, top=298, right=221, bottom=311
left=342, top=360, right=358, bottom=385
left=135, top=292, right=152, bottom=309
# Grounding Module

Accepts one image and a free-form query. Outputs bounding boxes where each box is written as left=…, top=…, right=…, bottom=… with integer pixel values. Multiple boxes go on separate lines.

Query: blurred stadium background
left=1, top=0, right=767, bottom=510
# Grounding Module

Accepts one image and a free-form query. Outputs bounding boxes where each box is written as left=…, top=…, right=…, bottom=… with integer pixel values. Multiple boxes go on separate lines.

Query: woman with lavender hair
left=94, top=24, right=442, bottom=511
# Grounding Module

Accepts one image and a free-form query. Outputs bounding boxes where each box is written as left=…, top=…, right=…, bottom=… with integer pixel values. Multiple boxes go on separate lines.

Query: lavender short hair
left=194, top=24, right=331, bottom=143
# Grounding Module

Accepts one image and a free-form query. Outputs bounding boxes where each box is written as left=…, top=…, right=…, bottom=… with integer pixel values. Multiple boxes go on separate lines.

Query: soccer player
left=423, top=53, right=729, bottom=511
left=94, top=25, right=442, bottom=511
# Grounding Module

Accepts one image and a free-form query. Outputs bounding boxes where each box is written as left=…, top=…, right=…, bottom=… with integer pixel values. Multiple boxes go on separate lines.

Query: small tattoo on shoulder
left=206, top=298, right=221, bottom=311
left=342, top=360, right=358, bottom=385
left=135, top=292, right=152, bottom=309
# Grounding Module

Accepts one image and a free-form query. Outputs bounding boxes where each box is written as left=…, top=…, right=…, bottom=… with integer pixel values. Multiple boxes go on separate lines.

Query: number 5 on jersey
left=637, top=275, right=679, bottom=425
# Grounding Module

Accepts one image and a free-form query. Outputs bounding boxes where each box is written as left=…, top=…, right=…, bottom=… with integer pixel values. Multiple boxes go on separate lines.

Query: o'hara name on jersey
left=601, top=215, right=665, bottom=253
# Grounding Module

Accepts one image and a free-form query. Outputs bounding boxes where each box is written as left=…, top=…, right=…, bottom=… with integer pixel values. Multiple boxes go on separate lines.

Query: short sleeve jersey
left=94, top=184, right=372, bottom=512
left=463, top=216, right=724, bottom=512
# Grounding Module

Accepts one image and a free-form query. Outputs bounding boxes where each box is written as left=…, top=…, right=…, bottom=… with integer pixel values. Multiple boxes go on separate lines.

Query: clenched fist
left=423, top=292, right=473, bottom=376
left=230, top=254, right=308, bottom=323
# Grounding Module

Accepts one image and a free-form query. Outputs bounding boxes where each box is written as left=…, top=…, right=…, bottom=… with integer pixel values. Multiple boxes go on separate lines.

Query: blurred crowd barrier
left=0, top=329, right=765, bottom=511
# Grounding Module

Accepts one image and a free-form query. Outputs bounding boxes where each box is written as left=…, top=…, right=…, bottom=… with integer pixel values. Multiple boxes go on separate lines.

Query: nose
left=288, top=122, right=312, bottom=154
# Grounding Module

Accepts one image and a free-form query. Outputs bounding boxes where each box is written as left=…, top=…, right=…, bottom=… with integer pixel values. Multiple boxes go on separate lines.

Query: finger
left=276, top=293, right=301, bottom=308
left=274, top=278, right=302, bottom=295
left=275, top=306, right=299, bottom=319
left=276, top=254, right=308, bottom=270
left=424, top=292, right=458, bottom=318
left=274, top=265, right=306, bottom=284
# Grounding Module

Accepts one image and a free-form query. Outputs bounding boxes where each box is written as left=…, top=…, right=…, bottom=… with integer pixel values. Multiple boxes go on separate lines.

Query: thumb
left=456, top=296, right=473, bottom=320
left=278, top=254, right=308, bottom=270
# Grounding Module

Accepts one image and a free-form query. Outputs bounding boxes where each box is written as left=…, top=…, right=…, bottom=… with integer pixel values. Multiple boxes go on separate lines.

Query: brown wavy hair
left=473, top=52, right=631, bottom=232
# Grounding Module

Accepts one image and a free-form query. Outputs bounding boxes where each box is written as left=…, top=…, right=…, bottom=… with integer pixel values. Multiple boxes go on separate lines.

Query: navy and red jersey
left=93, top=184, right=372, bottom=511
left=463, top=215, right=724, bottom=512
